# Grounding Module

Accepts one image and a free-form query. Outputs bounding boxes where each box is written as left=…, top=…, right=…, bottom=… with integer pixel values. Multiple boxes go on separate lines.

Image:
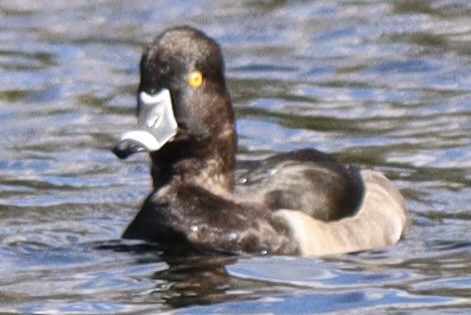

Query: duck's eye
left=186, top=70, right=203, bottom=88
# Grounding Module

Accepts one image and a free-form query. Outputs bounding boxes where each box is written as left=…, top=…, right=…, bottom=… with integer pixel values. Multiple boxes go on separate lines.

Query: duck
left=112, top=26, right=408, bottom=256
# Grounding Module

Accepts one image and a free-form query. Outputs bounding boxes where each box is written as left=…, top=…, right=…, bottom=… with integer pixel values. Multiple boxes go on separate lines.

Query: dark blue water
left=0, top=1, right=470, bottom=314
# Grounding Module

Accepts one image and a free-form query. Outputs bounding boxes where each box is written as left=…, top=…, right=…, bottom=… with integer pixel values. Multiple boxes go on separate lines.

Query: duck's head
left=113, top=26, right=236, bottom=191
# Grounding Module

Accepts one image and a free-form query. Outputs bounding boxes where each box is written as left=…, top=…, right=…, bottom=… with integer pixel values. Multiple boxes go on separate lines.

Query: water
left=0, top=0, right=470, bottom=313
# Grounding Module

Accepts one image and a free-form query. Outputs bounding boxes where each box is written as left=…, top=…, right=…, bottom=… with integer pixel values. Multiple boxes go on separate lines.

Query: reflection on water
left=0, top=0, right=470, bottom=314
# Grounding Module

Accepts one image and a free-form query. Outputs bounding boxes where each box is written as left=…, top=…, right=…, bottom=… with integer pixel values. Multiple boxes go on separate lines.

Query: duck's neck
left=150, top=127, right=236, bottom=197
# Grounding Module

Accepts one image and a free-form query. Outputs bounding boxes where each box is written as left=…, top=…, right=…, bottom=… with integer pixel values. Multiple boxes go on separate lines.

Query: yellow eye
left=187, top=70, right=203, bottom=87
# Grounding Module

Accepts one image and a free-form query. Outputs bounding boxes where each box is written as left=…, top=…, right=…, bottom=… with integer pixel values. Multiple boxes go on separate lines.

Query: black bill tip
left=112, top=139, right=145, bottom=160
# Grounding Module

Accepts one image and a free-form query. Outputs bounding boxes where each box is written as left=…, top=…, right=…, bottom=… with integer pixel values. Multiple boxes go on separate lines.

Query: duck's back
left=234, top=149, right=364, bottom=221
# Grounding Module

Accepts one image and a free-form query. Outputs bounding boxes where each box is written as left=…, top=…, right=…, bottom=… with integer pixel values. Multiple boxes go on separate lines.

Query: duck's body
left=113, top=26, right=408, bottom=256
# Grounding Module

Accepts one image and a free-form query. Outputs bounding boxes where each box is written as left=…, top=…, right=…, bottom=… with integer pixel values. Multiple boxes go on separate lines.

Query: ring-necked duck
left=113, top=26, right=408, bottom=256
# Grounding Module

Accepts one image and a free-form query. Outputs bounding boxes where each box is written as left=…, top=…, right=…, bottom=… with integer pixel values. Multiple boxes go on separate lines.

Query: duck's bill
left=112, top=89, right=178, bottom=160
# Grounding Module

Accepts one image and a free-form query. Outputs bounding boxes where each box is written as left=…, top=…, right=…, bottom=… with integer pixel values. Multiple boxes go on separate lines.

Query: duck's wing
left=234, top=149, right=364, bottom=221
left=274, top=170, right=409, bottom=256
